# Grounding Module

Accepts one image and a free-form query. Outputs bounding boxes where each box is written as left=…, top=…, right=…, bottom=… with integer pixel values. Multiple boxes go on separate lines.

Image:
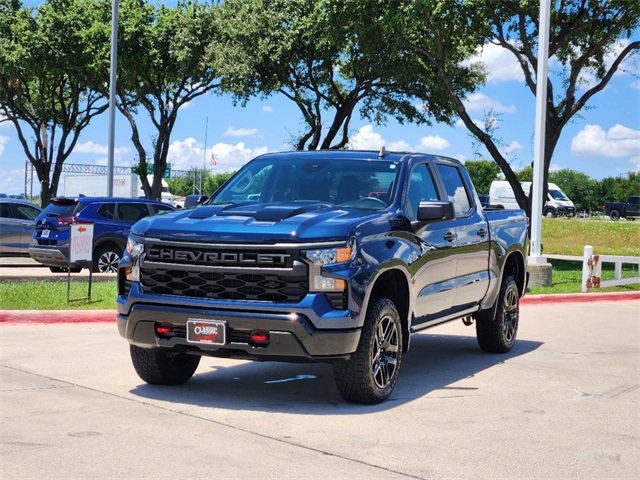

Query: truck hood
left=132, top=202, right=380, bottom=243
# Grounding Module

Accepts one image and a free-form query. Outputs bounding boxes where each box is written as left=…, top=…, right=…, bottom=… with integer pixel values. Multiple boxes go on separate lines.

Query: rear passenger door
left=435, top=164, right=490, bottom=311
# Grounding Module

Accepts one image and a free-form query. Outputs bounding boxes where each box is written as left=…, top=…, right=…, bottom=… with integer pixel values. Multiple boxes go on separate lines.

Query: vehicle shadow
left=130, top=330, right=543, bottom=414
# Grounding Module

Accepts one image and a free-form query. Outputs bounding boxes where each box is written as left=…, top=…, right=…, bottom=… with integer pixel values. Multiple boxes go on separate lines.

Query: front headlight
left=303, top=240, right=356, bottom=293
left=302, top=242, right=356, bottom=266
left=126, top=237, right=144, bottom=258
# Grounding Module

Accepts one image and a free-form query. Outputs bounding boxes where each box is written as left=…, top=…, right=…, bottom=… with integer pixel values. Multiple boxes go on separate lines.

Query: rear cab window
left=435, top=164, right=472, bottom=217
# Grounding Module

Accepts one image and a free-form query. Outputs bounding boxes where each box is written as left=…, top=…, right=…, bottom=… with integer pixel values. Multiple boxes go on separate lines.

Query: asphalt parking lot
left=1, top=299, right=638, bottom=479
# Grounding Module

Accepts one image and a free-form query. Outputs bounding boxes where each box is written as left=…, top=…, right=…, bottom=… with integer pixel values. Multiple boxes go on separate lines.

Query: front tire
left=130, top=345, right=200, bottom=385
left=544, top=209, right=556, bottom=218
left=333, top=297, right=402, bottom=404
left=475, top=275, right=519, bottom=353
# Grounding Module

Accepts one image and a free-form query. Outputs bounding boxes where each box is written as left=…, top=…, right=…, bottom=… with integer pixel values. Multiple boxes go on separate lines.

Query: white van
left=489, top=181, right=576, bottom=217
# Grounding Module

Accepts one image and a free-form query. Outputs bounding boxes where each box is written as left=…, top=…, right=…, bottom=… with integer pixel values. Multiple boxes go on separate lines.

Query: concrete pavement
left=0, top=257, right=115, bottom=283
left=1, top=299, right=639, bottom=479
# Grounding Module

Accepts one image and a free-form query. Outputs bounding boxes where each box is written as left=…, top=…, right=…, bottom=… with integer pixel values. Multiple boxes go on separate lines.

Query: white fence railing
left=581, top=245, right=640, bottom=293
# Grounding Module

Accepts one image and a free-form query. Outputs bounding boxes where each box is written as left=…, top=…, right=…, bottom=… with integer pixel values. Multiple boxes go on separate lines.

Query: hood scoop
left=188, top=202, right=331, bottom=222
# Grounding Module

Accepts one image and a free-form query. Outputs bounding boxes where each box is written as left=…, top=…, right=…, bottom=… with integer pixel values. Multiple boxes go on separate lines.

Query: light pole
left=528, top=0, right=552, bottom=285
left=106, top=0, right=119, bottom=197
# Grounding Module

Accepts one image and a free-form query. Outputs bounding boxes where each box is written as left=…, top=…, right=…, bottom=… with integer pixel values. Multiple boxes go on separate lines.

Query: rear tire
left=333, top=297, right=402, bottom=404
left=94, top=245, right=121, bottom=273
left=609, top=210, right=620, bottom=221
left=475, top=275, right=519, bottom=353
left=130, top=345, right=200, bottom=385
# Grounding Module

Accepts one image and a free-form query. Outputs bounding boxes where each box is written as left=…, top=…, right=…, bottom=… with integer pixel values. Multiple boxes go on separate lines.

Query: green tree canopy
left=218, top=0, right=469, bottom=150
left=0, top=0, right=109, bottom=205
left=380, top=0, right=640, bottom=217
left=95, top=0, right=221, bottom=200
left=465, top=159, right=501, bottom=194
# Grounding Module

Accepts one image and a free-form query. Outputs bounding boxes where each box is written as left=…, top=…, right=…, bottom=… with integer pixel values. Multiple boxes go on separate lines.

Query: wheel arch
left=366, top=268, right=411, bottom=353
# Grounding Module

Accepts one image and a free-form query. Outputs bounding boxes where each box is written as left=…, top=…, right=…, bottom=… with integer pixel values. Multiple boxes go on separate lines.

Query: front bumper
left=117, top=302, right=361, bottom=362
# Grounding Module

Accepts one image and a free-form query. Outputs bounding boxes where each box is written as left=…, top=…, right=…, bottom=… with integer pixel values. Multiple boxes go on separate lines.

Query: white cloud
left=167, top=136, right=269, bottom=172
left=631, top=80, right=640, bottom=90
left=570, top=124, right=640, bottom=158
left=499, top=140, right=523, bottom=159
left=466, top=42, right=526, bottom=83
left=463, top=93, right=516, bottom=114
left=348, top=125, right=450, bottom=153
left=0, top=168, right=22, bottom=194
left=224, top=127, right=261, bottom=138
left=348, top=125, right=385, bottom=150
left=549, top=164, right=562, bottom=173
left=73, top=141, right=130, bottom=155
left=210, top=142, right=269, bottom=171
left=262, top=106, right=274, bottom=113
left=630, top=157, right=640, bottom=173
left=0, top=114, right=11, bottom=129
left=416, top=135, right=450, bottom=151
left=0, top=135, right=9, bottom=156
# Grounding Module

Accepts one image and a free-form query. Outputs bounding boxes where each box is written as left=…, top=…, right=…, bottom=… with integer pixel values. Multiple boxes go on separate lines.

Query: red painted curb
left=1, top=291, right=638, bottom=324
left=521, top=291, right=640, bottom=305
left=0, top=310, right=116, bottom=324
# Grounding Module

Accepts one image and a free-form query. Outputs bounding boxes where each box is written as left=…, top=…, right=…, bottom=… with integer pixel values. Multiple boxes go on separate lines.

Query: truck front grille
left=140, top=267, right=308, bottom=303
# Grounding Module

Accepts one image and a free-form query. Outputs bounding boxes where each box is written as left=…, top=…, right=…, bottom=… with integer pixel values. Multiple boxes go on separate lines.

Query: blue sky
left=1, top=2, right=639, bottom=195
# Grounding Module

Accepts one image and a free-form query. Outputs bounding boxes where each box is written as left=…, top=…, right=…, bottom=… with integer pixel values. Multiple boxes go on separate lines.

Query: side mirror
left=417, top=201, right=455, bottom=222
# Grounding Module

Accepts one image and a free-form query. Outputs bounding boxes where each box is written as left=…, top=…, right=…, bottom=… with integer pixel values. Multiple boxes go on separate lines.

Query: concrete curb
left=0, top=310, right=115, bottom=324
left=521, top=291, right=640, bottom=305
left=1, top=292, right=638, bottom=324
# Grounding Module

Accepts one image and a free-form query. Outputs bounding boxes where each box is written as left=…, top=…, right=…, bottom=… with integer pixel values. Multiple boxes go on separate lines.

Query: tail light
left=56, top=216, right=75, bottom=225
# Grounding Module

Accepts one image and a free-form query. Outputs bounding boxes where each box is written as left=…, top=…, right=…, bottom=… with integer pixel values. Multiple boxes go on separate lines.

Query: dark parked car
left=0, top=199, right=42, bottom=256
left=29, top=197, right=175, bottom=273
left=183, top=194, right=208, bottom=209
left=478, top=194, right=490, bottom=208
left=603, top=196, right=640, bottom=221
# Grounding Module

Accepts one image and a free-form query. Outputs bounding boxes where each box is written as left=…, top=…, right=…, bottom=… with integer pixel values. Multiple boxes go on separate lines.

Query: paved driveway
left=1, top=300, right=638, bottom=479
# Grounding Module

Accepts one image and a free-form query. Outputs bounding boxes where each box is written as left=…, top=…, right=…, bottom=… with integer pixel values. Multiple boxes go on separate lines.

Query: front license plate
left=186, top=319, right=226, bottom=345
left=41, top=229, right=49, bottom=238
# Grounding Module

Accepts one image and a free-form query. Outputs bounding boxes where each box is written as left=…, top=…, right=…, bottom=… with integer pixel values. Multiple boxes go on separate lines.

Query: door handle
left=477, top=228, right=487, bottom=238
left=444, top=232, right=456, bottom=242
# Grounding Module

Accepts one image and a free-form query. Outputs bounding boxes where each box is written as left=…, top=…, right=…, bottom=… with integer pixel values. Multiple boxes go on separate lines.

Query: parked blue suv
left=30, top=197, right=175, bottom=273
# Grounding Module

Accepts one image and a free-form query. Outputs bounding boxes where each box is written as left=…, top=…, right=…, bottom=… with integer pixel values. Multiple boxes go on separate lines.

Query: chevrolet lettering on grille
left=146, top=247, right=290, bottom=266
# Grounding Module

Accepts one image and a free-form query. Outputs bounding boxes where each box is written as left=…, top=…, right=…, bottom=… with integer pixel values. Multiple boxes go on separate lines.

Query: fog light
left=312, top=275, right=346, bottom=291
left=156, top=323, right=173, bottom=334
left=251, top=329, right=270, bottom=345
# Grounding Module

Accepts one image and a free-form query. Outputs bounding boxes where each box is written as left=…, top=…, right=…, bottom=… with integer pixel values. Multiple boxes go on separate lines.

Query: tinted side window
left=0, top=203, right=13, bottom=218
left=405, top=164, right=440, bottom=219
left=150, top=204, right=174, bottom=215
left=97, top=203, right=116, bottom=220
left=117, top=203, right=150, bottom=223
left=436, top=164, right=471, bottom=217
left=15, top=205, right=40, bottom=220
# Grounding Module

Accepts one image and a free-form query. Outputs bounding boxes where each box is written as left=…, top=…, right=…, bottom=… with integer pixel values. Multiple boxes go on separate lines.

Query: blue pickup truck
left=117, top=150, right=529, bottom=404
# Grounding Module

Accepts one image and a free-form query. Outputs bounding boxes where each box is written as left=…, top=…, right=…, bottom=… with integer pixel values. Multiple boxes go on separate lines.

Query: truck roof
left=254, top=149, right=463, bottom=165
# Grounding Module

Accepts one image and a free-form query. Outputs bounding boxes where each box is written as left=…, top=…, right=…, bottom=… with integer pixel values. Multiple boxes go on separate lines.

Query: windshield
left=548, top=189, right=569, bottom=201
left=210, top=157, right=400, bottom=210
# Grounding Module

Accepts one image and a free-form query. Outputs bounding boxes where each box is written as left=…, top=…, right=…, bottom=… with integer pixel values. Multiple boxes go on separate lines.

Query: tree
left=168, top=169, right=233, bottom=196
left=549, top=169, right=600, bottom=212
left=383, top=0, right=640, bottom=217
left=96, top=0, right=221, bottom=200
left=218, top=0, right=464, bottom=150
left=0, top=0, right=109, bottom=206
left=465, top=159, right=501, bottom=194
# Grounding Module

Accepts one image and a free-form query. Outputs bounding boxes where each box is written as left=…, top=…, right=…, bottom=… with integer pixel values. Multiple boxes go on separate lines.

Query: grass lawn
left=1, top=281, right=117, bottom=310
left=1, top=217, right=638, bottom=309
